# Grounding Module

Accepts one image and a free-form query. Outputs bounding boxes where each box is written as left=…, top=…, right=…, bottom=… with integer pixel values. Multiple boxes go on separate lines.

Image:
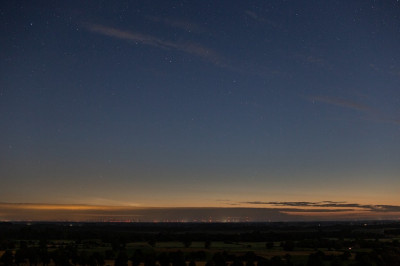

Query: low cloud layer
left=1, top=201, right=399, bottom=222
left=241, top=201, right=400, bottom=213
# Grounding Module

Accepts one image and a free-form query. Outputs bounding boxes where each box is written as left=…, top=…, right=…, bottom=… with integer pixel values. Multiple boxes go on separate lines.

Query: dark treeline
left=2, top=243, right=400, bottom=266
left=1, top=222, right=400, bottom=266
left=1, top=221, right=399, bottom=243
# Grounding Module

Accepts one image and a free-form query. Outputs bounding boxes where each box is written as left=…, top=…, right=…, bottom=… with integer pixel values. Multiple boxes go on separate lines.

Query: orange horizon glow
left=1, top=201, right=400, bottom=222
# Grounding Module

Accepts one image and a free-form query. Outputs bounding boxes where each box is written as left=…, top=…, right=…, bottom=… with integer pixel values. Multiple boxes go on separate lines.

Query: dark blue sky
left=1, top=1, right=399, bottom=215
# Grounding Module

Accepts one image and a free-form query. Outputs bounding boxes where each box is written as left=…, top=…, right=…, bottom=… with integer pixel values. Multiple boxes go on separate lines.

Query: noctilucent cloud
left=1, top=1, right=399, bottom=221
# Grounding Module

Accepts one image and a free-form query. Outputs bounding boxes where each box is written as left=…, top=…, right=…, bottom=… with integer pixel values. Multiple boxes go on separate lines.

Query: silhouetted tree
left=213, top=252, right=226, bottom=266
left=282, top=241, right=295, bottom=251
left=245, top=260, right=255, bottom=266
left=51, top=248, right=70, bottom=266
left=131, top=249, right=143, bottom=266
left=69, top=247, right=80, bottom=265
left=270, top=256, right=284, bottom=266
left=256, top=258, right=269, bottom=266
left=265, top=242, right=274, bottom=249
left=111, top=239, right=126, bottom=251
left=39, top=249, right=50, bottom=266
left=188, top=251, right=206, bottom=261
left=183, top=239, right=192, bottom=248
left=205, top=261, right=215, bottom=266
left=158, top=252, right=170, bottom=266
left=354, top=253, right=373, bottom=266
left=243, top=252, right=256, bottom=263
left=90, top=252, right=105, bottom=266
left=0, top=250, right=14, bottom=266
left=340, top=250, right=351, bottom=261
left=15, top=248, right=27, bottom=266
left=231, top=258, right=244, bottom=266
left=105, top=249, right=116, bottom=260
left=329, top=257, right=343, bottom=266
left=19, top=241, right=28, bottom=250
left=115, top=251, right=129, bottom=266
left=27, top=247, right=39, bottom=266
left=284, top=254, right=294, bottom=266
left=78, top=251, right=90, bottom=266
left=381, top=247, right=400, bottom=265
left=148, top=239, right=156, bottom=248
left=144, top=254, right=156, bottom=266
left=39, top=239, right=48, bottom=251
left=170, top=251, right=186, bottom=266
left=307, top=251, right=325, bottom=266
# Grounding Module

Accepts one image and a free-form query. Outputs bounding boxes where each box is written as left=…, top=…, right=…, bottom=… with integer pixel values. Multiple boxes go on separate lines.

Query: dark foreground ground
left=1, top=221, right=400, bottom=266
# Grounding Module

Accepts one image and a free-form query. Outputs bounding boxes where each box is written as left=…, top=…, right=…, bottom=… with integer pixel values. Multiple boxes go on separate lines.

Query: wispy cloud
left=295, top=54, right=329, bottom=68
left=369, top=63, right=400, bottom=78
left=82, top=23, right=224, bottom=67
left=82, top=21, right=284, bottom=77
left=371, top=205, right=400, bottom=212
left=245, top=10, right=263, bottom=22
left=245, top=201, right=314, bottom=206
left=244, top=10, right=280, bottom=29
left=241, top=201, right=400, bottom=213
left=147, top=16, right=205, bottom=33
left=279, top=208, right=356, bottom=213
left=308, top=96, right=373, bottom=113
left=307, top=95, right=400, bottom=125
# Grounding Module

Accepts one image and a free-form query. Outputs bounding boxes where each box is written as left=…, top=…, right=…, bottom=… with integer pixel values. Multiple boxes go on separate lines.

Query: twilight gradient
left=1, top=0, right=399, bottom=221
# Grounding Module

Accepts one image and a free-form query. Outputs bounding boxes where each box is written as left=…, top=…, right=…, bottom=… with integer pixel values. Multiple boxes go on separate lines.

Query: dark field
left=1, top=221, right=400, bottom=266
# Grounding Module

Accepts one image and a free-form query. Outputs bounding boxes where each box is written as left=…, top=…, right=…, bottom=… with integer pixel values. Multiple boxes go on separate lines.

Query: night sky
left=1, top=1, right=400, bottom=221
